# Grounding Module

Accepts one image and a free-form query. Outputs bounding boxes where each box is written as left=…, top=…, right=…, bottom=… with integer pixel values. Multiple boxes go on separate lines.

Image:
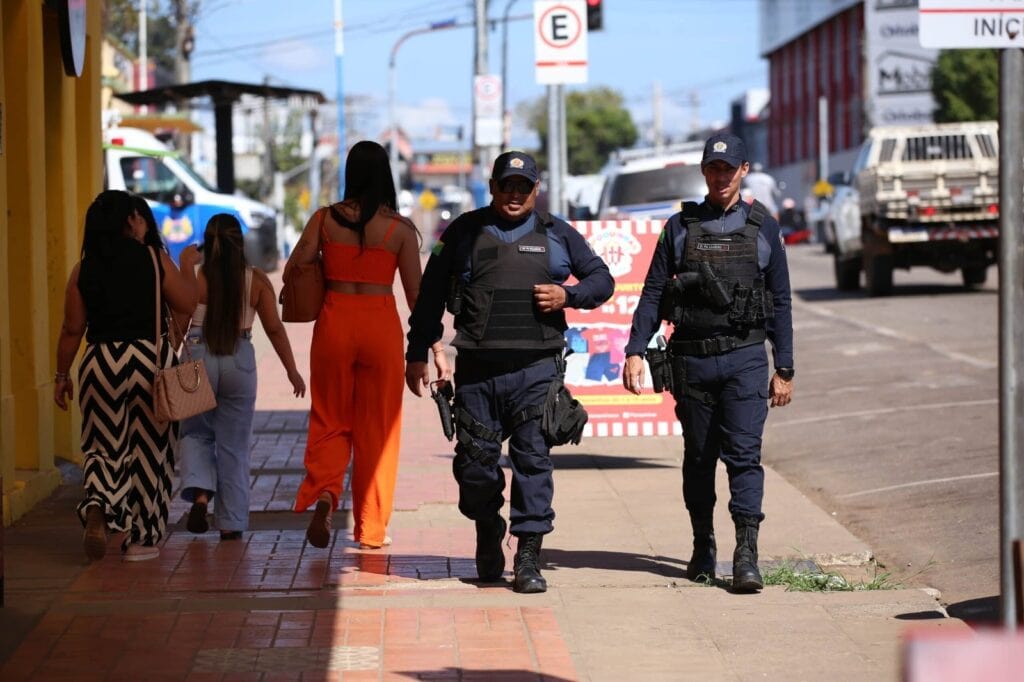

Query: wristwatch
left=775, top=367, right=795, bottom=381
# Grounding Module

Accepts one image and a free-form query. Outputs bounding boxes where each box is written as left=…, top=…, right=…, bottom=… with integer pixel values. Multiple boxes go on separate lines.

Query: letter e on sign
left=534, top=0, right=589, bottom=85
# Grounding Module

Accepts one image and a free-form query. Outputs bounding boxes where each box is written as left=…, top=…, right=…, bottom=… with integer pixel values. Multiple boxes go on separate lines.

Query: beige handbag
left=148, top=248, right=217, bottom=423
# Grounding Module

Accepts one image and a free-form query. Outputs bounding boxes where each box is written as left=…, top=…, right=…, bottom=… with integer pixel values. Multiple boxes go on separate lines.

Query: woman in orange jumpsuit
left=286, top=141, right=449, bottom=549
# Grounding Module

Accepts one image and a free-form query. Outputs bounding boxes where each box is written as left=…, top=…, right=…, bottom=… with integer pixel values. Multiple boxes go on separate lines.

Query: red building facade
left=766, top=3, right=865, bottom=169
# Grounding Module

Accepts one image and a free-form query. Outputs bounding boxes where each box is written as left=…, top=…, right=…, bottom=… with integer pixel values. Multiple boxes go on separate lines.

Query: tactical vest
left=668, top=200, right=774, bottom=354
left=452, top=215, right=567, bottom=351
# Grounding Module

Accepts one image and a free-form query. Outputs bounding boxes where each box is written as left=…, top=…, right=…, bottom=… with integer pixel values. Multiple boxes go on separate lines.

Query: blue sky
left=190, top=0, right=766, bottom=145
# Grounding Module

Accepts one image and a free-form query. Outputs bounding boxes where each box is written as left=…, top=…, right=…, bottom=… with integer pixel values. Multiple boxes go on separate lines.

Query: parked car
left=596, top=142, right=707, bottom=220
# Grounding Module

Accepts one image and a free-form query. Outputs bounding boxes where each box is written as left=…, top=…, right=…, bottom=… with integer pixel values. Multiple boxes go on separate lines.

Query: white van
left=596, top=142, right=707, bottom=220
left=104, top=127, right=279, bottom=270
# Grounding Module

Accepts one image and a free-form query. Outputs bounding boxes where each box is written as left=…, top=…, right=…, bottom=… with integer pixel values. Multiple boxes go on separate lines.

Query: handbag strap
left=148, top=247, right=163, bottom=364
left=148, top=248, right=192, bottom=365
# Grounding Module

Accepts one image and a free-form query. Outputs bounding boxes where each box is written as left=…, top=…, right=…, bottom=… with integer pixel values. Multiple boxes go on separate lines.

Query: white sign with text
left=920, top=0, right=1024, bottom=48
left=534, top=0, right=589, bottom=84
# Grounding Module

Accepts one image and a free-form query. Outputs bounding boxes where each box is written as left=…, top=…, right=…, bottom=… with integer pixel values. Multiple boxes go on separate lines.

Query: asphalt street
left=767, top=242, right=1001, bottom=621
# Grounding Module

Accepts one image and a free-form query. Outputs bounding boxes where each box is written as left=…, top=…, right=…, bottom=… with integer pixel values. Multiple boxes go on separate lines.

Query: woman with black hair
left=286, top=140, right=449, bottom=549
left=178, top=213, right=305, bottom=540
left=53, top=189, right=200, bottom=562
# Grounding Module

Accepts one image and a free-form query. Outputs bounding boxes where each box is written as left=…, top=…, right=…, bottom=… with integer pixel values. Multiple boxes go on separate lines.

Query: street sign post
left=920, top=0, right=1024, bottom=629
left=473, top=74, right=503, bottom=147
left=534, top=0, right=589, bottom=85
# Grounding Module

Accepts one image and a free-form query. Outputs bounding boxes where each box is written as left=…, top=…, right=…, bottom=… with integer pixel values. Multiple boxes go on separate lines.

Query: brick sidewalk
left=1, top=270, right=578, bottom=681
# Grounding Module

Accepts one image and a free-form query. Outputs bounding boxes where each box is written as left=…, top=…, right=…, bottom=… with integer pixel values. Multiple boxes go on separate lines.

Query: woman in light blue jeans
left=177, top=214, right=306, bottom=540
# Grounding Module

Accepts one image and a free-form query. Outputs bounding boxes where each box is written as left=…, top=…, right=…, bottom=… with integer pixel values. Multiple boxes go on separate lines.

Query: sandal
left=306, top=499, right=332, bottom=548
left=187, top=501, right=209, bottom=534
left=358, top=535, right=393, bottom=550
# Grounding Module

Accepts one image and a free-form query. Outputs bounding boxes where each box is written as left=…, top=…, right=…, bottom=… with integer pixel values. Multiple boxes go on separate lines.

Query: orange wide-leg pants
left=294, top=292, right=404, bottom=546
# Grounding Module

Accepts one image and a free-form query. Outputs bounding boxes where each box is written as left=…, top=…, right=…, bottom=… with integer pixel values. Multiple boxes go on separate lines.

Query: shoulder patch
left=431, top=240, right=445, bottom=256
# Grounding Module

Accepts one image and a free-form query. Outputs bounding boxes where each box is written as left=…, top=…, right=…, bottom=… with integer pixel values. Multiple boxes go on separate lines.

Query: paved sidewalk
left=0, top=274, right=970, bottom=681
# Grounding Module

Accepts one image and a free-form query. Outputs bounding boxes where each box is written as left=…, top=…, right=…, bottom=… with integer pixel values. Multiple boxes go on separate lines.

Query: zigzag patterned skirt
left=76, top=339, right=177, bottom=548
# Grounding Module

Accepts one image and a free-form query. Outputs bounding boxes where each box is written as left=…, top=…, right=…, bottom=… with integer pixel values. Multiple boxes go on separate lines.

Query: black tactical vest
left=452, top=217, right=567, bottom=351
left=674, top=200, right=773, bottom=341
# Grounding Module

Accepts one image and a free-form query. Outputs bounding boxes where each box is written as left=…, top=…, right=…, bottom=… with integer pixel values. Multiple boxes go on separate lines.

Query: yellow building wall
left=1, top=0, right=103, bottom=525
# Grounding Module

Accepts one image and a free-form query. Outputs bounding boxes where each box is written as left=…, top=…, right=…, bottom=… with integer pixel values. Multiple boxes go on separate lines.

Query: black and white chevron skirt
left=75, top=339, right=177, bottom=549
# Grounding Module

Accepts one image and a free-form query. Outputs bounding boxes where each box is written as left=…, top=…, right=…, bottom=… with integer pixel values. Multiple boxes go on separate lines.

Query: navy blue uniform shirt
left=624, top=199, right=794, bottom=369
left=406, top=206, right=615, bottom=363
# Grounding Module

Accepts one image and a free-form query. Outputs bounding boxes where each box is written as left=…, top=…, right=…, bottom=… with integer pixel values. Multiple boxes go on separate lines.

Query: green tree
left=103, top=0, right=197, bottom=78
left=522, top=87, right=638, bottom=174
left=932, top=49, right=999, bottom=123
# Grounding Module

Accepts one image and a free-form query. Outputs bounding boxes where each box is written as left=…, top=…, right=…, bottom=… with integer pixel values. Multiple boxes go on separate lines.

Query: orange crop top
left=320, top=209, right=400, bottom=286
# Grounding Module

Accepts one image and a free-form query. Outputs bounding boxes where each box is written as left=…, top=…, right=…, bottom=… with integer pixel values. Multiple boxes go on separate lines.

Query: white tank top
left=191, top=265, right=257, bottom=330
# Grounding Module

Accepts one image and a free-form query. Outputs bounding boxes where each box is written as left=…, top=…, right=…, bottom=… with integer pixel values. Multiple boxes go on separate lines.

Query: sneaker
left=123, top=544, right=160, bottom=562
left=306, top=499, right=332, bottom=548
left=83, top=505, right=107, bottom=561
left=475, top=516, right=507, bottom=582
left=187, top=501, right=209, bottom=534
left=358, top=535, right=392, bottom=549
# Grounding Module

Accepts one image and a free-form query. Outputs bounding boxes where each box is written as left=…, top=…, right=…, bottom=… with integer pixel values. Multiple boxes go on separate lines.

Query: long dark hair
left=81, top=190, right=135, bottom=261
left=201, top=213, right=247, bottom=355
left=131, top=195, right=168, bottom=252
left=329, top=140, right=398, bottom=248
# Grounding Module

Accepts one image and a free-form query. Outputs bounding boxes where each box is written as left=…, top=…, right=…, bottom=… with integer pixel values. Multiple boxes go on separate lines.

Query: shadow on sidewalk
left=541, top=547, right=688, bottom=580
left=943, top=595, right=1000, bottom=627
left=395, top=668, right=575, bottom=681
left=546, top=453, right=675, bottom=470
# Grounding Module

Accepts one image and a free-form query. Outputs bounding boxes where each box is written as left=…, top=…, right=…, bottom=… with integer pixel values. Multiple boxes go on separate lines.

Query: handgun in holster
left=646, top=335, right=674, bottom=394
left=430, top=380, right=456, bottom=441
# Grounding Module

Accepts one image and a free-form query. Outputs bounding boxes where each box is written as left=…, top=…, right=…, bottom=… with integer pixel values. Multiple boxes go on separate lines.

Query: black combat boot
left=475, top=515, right=507, bottom=581
left=685, top=514, right=717, bottom=582
left=731, top=515, right=763, bottom=591
left=512, top=533, right=547, bottom=594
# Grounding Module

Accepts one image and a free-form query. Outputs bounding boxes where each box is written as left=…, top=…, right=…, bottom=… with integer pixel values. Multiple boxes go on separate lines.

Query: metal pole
left=474, top=0, right=490, bottom=181
left=547, top=85, right=561, bottom=217
left=139, top=0, right=148, bottom=113
left=334, top=0, right=345, bottom=200
left=998, top=47, right=1024, bottom=629
left=501, top=0, right=519, bottom=149
left=388, top=20, right=464, bottom=197
left=818, top=96, right=829, bottom=181
left=559, top=84, right=568, bottom=216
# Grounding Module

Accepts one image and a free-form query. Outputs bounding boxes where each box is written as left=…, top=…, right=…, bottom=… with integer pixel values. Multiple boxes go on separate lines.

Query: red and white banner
left=565, top=220, right=681, bottom=438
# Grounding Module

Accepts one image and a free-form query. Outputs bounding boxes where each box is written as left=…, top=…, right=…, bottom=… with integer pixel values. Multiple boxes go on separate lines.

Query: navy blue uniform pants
left=674, top=342, right=769, bottom=521
left=452, top=354, right=557, bottom=536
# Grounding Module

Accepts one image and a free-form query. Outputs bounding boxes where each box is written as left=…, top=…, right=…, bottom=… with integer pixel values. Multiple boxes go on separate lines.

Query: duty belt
left=671, top=329, right=766, bottom=357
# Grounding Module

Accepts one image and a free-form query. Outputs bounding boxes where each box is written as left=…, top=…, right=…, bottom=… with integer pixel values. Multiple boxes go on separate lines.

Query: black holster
left=430, top=380, right=456, bottom=441
left=646, top=346, right=674, bottom=394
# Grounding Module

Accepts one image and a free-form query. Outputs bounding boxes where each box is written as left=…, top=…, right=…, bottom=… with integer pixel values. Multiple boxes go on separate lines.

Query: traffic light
left=587, top=0, right=603, bottom=31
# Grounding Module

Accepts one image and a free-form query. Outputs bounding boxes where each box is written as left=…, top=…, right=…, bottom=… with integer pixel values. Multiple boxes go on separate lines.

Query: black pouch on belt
left=541, top=355, right=588, bottom=446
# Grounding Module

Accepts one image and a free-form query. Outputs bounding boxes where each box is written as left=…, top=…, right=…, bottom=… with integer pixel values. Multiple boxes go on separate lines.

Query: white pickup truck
left=830, top=121, right=999, bottom=296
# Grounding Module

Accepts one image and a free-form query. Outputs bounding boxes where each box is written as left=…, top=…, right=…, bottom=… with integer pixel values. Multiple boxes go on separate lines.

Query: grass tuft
left=762, top=561, right=904, bottom=592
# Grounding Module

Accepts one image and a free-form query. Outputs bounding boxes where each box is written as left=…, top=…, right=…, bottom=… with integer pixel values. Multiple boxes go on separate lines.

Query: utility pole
left=653, top=80, right=663, bottom=152
left=173, top=0, right=195, bottom=160
left=139, top=0, right=148, bottom=113
left=263, top=75, right=275, bottom=200
left=501, top=0, right=520, bottom=149
left=334, top=0, right=345, bottom=200
left=473, top=0, right=496, bottom=200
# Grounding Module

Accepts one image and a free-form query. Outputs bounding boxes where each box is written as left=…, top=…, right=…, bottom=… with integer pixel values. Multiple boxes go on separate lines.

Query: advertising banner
left=565, top=220, right=681, bottom=438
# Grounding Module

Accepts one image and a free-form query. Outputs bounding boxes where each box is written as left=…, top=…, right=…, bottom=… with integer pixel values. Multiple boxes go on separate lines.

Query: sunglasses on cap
left=497, top=178, right=536, bottom=194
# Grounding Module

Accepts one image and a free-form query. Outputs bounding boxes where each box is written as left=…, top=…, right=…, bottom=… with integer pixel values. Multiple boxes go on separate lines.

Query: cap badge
left=509, top=157, right=524, bottom=169
left=713, top=141, right=727, bottom=152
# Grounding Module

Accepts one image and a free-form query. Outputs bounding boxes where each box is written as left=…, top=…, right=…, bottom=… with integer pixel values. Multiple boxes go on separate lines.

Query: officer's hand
left=769, top=373, right=793, bottom=407
left=533, top=284, right=567, bottom=313
left=405, top=361, right=430, bottom=397
left=623, top=355, right=646, bottom=395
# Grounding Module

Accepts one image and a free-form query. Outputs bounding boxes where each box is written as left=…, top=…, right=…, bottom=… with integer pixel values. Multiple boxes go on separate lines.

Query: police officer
left=623, top=133, right=794, bottom=591
left=405, top=151, right=614, bottom=593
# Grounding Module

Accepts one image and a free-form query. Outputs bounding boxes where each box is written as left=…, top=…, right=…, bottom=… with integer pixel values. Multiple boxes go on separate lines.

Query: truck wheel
left=834, top=254, right=862, bottom=291
left=865, top=252, right=893, bottom=297
left=962, top=266, right=987, bottom=290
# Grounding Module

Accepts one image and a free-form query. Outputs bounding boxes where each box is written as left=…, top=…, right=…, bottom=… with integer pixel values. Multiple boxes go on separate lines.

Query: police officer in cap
left=406, top=151, right=614, bottom=593
left=623, top=132, right=794, bottom=591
